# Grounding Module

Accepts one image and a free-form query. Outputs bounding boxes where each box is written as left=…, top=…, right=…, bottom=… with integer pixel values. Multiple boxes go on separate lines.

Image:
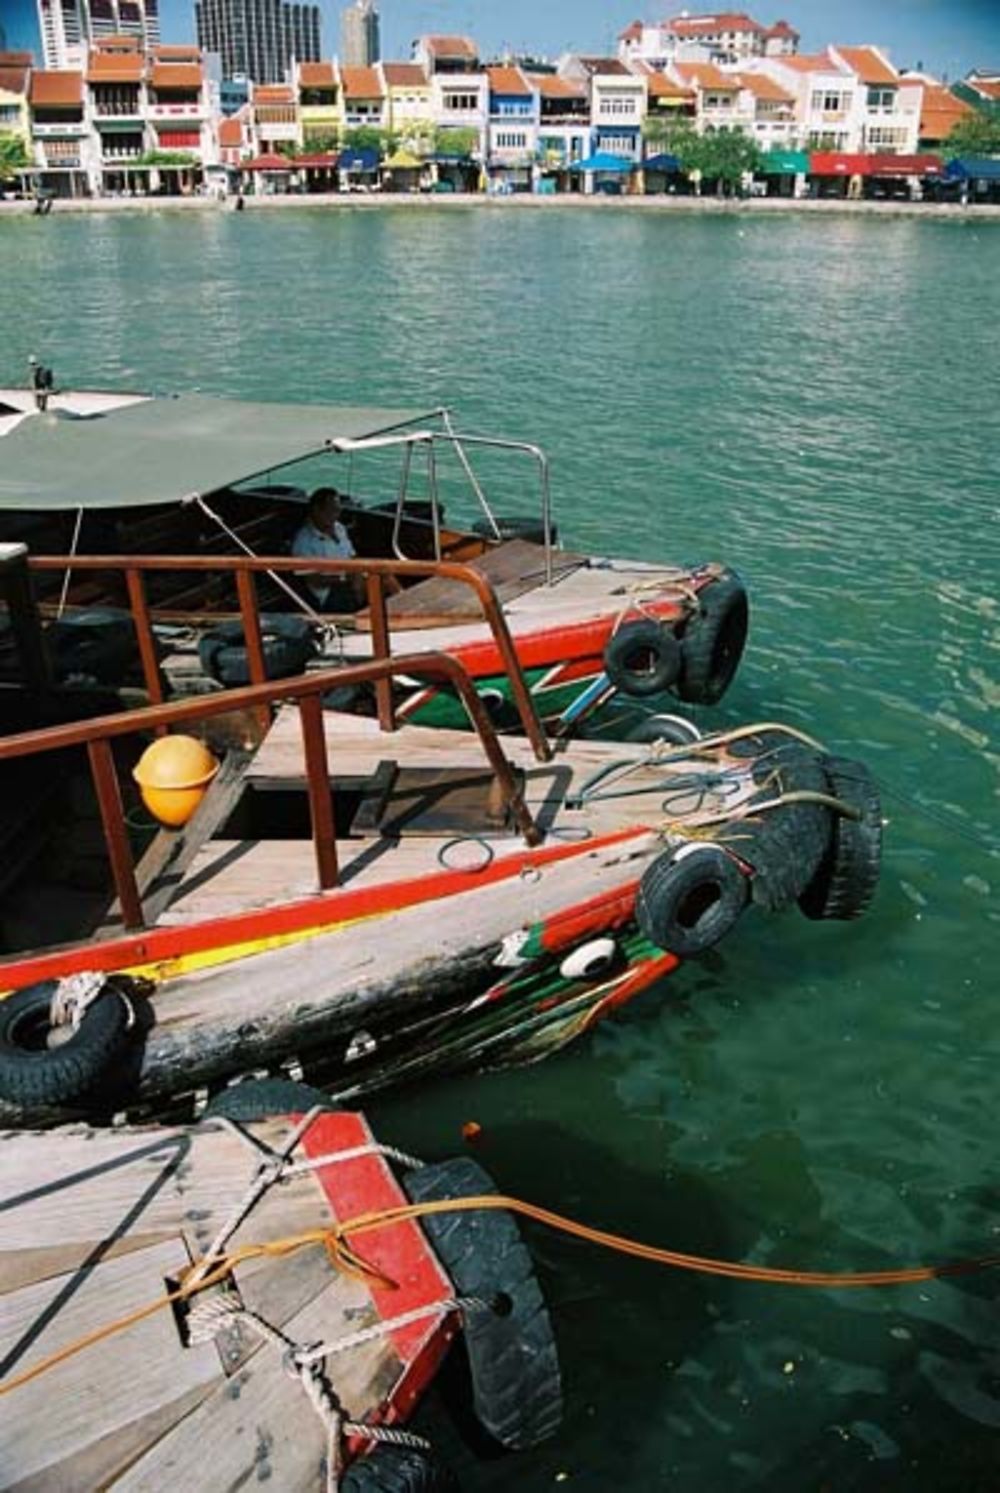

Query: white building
left=414, top=35, right=487, bottom=160
left=36, top=0, right=160, bottom=71
left=619, top=11, right=798, bottom=71
left=746, top=45, right=920, bottom=155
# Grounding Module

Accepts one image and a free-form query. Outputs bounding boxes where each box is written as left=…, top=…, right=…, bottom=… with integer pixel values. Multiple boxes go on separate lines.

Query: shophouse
left=0, top=52, right=31, bottom=151
left=146, top=45, right=213, bottom=171
left=531, top=73, right=590, bottom=189
left=414, top=34, right=487, bottom=170
left=380, top=61, right=432, bottom=151
left=485, top=65, right=537, bottom=191
left=29, top=66, right=90, bottom=196
left=296, top=60, right=340, bottom=148
left=250, top=81, right=299, bottom=154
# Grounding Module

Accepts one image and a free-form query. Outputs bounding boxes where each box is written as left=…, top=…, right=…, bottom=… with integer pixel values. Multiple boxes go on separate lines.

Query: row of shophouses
left=1, top=24, right=998, bottom=200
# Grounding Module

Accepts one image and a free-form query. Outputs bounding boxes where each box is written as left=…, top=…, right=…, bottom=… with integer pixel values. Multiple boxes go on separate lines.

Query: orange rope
left=4, top=1194, right=999, bottom=1399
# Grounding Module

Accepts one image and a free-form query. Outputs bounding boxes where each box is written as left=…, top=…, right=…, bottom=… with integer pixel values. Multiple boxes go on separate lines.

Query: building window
left=495, top=130, right=527, bottom=148
left=599, top=133, right=636, bottom=156
left=600, top=92, right=638, bottom=116
left=867, top=86, right=897, bottom=112
left=866, top=126, right=907, bottom=150
left=443, top=92, right=478, bottom=111
left=810, top=90, right=852, bottom=114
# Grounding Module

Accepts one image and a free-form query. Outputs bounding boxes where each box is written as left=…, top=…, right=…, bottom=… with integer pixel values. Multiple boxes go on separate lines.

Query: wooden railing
left=0, top=651, right=542, bottom=932
left=26, top=552, right=553, bottom=764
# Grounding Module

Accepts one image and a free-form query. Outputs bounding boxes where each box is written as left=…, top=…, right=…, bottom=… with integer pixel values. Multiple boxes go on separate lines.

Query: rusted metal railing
left=27, top=553, right=553, bottom=763
left=0, top=652, right=542, bottom=932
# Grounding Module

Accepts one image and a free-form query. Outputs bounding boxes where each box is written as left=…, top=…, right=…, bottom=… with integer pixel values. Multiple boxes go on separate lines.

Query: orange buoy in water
left=133, top=734, right=220, bottom=828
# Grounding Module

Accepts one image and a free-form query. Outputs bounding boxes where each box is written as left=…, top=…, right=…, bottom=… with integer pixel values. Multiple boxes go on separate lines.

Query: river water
left=2, top=206, right=998, bottom=1489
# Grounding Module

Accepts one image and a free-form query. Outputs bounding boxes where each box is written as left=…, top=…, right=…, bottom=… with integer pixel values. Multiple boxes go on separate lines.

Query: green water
left=2, top=208, right=999, bottom=1489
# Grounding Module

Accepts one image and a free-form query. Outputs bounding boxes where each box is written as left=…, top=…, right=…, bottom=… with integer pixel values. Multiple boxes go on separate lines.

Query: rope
left=55, top=506, right=83, bottom=620
left=192, top=495, right=340, bottom=651
left=5, top=1192, right=1000, bottom=1401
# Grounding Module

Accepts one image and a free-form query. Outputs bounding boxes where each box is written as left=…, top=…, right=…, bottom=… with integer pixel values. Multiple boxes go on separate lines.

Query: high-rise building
left=35, top=0, right=161, bottom=69
left=340, top=0, right=379, bottom=68
left=195, top=0, right=321, bottom=83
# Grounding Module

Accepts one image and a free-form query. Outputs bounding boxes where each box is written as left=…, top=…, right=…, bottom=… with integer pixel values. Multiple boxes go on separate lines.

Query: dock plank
left=0, top=1238, right=221, bottom=1493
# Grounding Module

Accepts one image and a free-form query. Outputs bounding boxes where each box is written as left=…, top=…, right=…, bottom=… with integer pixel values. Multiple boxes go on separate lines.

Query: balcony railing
left=148, top=102, right=205, bottom=119
left=32, top=121, right=88, bottom=137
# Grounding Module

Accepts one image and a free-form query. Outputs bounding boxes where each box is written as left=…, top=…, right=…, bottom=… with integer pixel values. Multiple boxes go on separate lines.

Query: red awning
left=809, top=152, right=872, bottom=176
left=294, top=152, right=338, bottom=167
left=157, top=130, right=200, bottom=148
left=243, top=153, right=292, bottom=171
left=867, top=153, right=943, bottom=176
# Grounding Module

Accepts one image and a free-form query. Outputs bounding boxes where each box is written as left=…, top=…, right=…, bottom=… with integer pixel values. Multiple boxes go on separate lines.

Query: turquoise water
left=2, top=207, right=999, bottom=1488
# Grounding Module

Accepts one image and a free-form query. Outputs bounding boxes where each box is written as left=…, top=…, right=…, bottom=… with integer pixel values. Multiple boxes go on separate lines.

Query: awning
left=808, top=152, right=872, bottom=176
left=762, top=149, right=809, bottom=174
left=383, top=148, right=422, bottom=169
left=867, top=153, right=943, bottom=176
left=573, top=152, right=634, bottom=172
left=643, top=153, right=681, bottom=173
left=432, top=151, right=471, bottom=165
left=338, top=147, right=379, bottom=171
left=945, top=156, right=1000, bottom=182
left=0, top=392, right=433, bottom=511
left=243, top=153, right=291, bottom=172
left=294, top=152, right=338, bottom=168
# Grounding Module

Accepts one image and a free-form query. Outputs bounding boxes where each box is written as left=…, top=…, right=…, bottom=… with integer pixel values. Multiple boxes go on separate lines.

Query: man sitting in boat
left=292, top=488, right=364, bottom=611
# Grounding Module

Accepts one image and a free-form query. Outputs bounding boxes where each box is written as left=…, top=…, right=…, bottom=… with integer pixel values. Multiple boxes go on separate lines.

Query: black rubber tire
left=403, top=1157, right=562, bottom=1452
left=731, top=735, right=833, bottom=912
left=604, top=620, right=682, bottom=699
left=198, top=615, right=317, bottom=687
left=675, top=571, right=749, bottom=705
left=798, top=757, right=883, bottom=921
left=205, top=1076, right=335, bottom=1120
left=472, top=516, right=557, bottom=546
left=636, top=847, right=748, bottom=957
left=47, top=609, right=140, bottom=685
left=626, top=713, right=701, bottom=748
left=342, top=1447, right=456, bottom=1492
left=0, top=980, right=131, bottom=1108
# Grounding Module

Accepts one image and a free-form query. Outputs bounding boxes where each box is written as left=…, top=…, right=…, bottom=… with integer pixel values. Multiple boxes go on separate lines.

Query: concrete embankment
left=2, top=192, right=999, bottom=220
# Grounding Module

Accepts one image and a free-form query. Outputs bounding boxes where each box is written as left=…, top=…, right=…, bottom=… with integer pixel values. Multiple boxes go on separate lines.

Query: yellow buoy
left=133, top=734, right=220, bottom=828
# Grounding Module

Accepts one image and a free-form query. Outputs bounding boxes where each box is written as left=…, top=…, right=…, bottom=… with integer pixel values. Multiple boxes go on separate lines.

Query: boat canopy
left=0, top=391, right=432, bottom=511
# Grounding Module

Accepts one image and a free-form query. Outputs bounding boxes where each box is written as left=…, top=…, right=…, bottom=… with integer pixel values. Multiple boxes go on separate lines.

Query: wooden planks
left=358, top=540, right=587, bottom=629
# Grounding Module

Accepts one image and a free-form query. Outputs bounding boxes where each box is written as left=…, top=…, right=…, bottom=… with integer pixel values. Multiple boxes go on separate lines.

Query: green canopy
left=0, top=392, right=432, bottom=511
left=762, top=149, right=809, bottom=174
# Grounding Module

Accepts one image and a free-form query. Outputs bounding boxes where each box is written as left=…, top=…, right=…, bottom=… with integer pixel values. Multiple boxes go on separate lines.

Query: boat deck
left=156, top=708, right=751, bottom=927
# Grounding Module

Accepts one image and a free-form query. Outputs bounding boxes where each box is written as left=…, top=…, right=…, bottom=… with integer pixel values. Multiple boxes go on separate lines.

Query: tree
left=697, top=127, right=765, bottom=194
left=341, top=125, right=397, bottom=156
left=432, top=125, right=479, bottom=159
left=299, top=130, right=339, bottom=155
left=136, top=149, right=198, bottom=168
left=943, top=111, right=1000, bottom=159
left=0, top=132, right=31, bottom=182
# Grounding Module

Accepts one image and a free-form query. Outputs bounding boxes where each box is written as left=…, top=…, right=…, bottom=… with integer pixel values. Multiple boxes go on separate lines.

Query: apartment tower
left=340, top=0, right=379, bottom=67
left=195, top=0, right=321, bottom=83
left=36, top=0, right=161, bottom=69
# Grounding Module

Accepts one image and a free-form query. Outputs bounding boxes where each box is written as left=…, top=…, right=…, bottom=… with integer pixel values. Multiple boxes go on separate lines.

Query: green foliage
left=642, top=120, right=763, bottom=191
left=0, top=132, right=31, bottom=181
left=432, top=125, right=479, bottom=159
left=341, top=125, right=397, bottom=156
left=137, top=149, right=198, bottom=168
left=299, top=130, right=340, bottom=154
left=942, top=111, right=1000, bottom=159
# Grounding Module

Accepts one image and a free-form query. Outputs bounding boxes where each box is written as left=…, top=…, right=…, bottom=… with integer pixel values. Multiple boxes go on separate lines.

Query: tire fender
left=0, top=978, right=131, bottom=1108
left=676, top=571, right=749, bottom=705
left=636, top=846, right=748, bottom=957
left=603, top=619, right=682, bottom=698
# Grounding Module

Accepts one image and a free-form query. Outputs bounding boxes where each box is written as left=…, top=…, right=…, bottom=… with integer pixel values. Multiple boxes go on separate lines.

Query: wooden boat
left=0, top=641, right=882, bottom=1127
left=0, top=386, right=749, bottom=733
left=0, top=1079, right=562, bottom=1488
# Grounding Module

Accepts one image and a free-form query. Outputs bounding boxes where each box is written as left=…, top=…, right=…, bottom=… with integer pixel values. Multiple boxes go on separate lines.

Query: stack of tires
left=602, top=570, right=749, bottom=709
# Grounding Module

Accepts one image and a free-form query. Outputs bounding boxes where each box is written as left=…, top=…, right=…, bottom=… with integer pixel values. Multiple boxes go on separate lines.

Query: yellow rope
left=4, top=1194, right=999, bottom=1399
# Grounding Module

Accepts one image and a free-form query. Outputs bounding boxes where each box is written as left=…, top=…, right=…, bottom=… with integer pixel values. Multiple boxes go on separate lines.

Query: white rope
left=192, top=495, right=342, bottom=655
left=55, top=505, right=84, bottom=620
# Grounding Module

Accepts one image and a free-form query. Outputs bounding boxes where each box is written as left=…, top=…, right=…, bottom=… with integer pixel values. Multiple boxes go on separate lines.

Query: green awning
left=0, top=392, right=432, bottom=511
left=762, top=149, right=809, bottom=174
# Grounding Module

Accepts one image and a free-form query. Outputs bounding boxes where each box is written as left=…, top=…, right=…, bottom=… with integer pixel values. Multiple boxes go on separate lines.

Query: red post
left=87, top=738, right=144, bottom=929
left=299, top=693, right=339, bottom=890
left=125, top=567, right=165, bottom=710
left=366, top=573, right=396, bottom=732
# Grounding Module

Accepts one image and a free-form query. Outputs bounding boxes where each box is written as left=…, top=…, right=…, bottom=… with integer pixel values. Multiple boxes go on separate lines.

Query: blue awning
left=643, top=153, right=681, bottom=173
left=573, top=152, right=635, bottom=172
left=945, top=157, right=1000, bottom=182
left=339, top=147, right=379, bottom=171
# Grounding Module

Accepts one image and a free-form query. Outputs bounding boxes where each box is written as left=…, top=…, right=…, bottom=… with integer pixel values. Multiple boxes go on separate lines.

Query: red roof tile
left=87, top=50, right=144, bottom=82
left=154, top=45, right=200, bottom=60
left=254, top=84, right=294, bottom=103
left=423, top=36, right=477, bottom=59
left=578, top=57, right=629, bottom=76
left=834, top=46, right=898, bottom=85
left=0, top=66, right=29, bottom=95
left=620, top=20, right=643, bottom=42
left=919, top=83, right=974, bottom=141
left=381, top=62, right=427, bottom=86
left=340, top=65, right=383, bottom=98
left=218, top=117, right=244, bottom=147
left=777, top=51, right=845, bottom=74
left=150, top=63, right=202, bottom=89
left=737, top=71, right=794, bottom=102
left=672, top=62, right=740, bottom=90
left=486, top=65, right=531, bottom=96
left=646, top=72, right=695, bottom=100
left=299, top=61, right=336, bottom=86
left=669, top=11, right=764, bottom=37
left=30, top=70, right=83, bottom=106
left=969, top=78, right=1000, bottom=100
left=532, top=74, right=587, bottom=100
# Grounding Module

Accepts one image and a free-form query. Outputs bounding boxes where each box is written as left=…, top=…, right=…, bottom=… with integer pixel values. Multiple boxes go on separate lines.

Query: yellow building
left=0, top=53, right=32, bottom=150
left=297, top=60, right=341, bottom=147
left=380, top=61, right=433, bottom=149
